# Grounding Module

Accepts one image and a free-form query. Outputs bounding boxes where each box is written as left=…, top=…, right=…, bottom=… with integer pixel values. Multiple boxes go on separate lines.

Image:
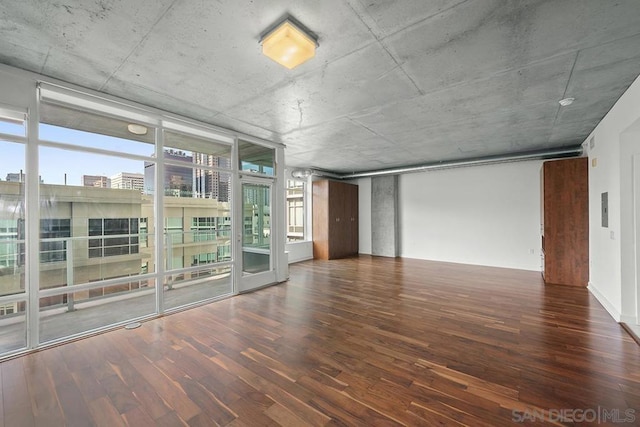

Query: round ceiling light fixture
left=127, top=123, right=148, bottom=135
left=558, top=97, right=575, bottom=107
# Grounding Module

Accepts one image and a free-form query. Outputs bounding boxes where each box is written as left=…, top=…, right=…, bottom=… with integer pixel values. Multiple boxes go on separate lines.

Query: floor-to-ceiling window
left=0, top=108, right=27, bottom=354
left=161, top=129, right=233, bottom=310
left=36, top=97, right=158, bottom=343
left=0, top=73, right=285, bottom=359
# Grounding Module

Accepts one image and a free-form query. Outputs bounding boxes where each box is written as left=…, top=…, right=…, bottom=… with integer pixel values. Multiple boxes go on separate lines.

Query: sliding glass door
left=239, top=180, right=274, bottom=292
left=237, top=139, right=279, bottom=292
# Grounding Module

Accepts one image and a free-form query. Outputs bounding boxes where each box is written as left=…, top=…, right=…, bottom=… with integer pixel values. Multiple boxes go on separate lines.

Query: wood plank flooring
left=2, top=256, right=639, bottom=426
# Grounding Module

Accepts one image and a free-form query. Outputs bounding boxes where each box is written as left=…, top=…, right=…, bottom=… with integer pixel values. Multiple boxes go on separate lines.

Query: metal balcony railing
left=0, top=230, right=233, bottom=314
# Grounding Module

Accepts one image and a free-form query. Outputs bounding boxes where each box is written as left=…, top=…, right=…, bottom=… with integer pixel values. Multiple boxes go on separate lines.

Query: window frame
left=0, top=72, right=285, bottom=360
left=285, top=178, right=309, bottom=242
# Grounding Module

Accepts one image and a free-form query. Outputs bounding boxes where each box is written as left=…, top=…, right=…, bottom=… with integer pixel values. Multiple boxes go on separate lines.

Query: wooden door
left=312, top=180, right=330, bottom=260
left=329, top=181, right=349, bottom=259
left=348, top=183, right=359, bottom=255
left=313, top=180, right=359, bottom=260
left=542, top=158, right=588, bottom=286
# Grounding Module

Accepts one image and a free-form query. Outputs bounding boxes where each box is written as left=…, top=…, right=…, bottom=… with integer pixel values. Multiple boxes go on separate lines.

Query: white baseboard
left=620, top=314, right=638, bottom=324
left=587, top=282, right=621, bottom=322
left=288, top=255, right=313, bottom=264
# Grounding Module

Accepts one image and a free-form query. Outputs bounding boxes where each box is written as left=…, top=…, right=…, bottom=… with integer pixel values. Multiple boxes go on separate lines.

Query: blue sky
left=0, top=122, right=152, bottom=185
left=0, top=121, right=271, bottom=184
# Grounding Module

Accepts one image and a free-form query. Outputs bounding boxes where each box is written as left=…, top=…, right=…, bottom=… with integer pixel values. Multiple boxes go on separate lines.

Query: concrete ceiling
left=1, top=0, right=640, bottom=173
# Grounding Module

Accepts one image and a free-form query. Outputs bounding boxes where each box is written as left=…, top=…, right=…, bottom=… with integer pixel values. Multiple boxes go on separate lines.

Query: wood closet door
left=542, top=157, right=588, bottom=286
left=348, top=183, right=359, bottom=255
left=312, top=180, right=330, bottom=260
left=329, top=181, right=349, bottom=259
left=312, top=180, right=359, bottom=260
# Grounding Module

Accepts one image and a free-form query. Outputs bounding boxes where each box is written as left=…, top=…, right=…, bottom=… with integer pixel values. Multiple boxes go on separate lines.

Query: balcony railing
left=0, top=230, right=233, bottom=313
left=0, top=229, right=236, bottom=355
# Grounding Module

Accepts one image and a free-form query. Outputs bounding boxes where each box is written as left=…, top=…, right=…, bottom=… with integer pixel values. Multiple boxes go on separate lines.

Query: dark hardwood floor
left=2, top=256, right=639, bottom=426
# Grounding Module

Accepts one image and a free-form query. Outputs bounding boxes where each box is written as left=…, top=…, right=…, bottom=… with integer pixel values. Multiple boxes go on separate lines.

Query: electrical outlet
left=610, top=230, right=615, bottom=240
left=529, top=248, right=535, bottom=254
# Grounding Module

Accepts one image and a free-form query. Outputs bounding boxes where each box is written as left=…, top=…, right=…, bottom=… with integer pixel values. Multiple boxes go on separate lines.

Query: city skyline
left=0, top=122, right=232, bottom=193
left=1, top=121, right=149, bottom=185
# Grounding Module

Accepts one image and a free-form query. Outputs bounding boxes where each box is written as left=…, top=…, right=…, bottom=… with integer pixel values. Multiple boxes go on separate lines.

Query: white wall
left=286, top=241, right=313, bottom=263
left=584, top=74, right=640, bottom=322
left=398, top=161, right=544, bottom=271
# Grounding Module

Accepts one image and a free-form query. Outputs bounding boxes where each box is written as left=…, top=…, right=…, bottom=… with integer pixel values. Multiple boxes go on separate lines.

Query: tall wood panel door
left=329, top=181, right=347, bottom=259
left=541, top=157, right=589, bottom=286
left=348, top=183, right=359, bottom=255
left=312, top=180, right=331, bottom=260
left=313, top=180, right=359, bottom=260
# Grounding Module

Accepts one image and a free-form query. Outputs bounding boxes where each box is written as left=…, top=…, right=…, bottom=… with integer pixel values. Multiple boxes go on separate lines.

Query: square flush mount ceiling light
left=260, top=18, right=318, bottom=70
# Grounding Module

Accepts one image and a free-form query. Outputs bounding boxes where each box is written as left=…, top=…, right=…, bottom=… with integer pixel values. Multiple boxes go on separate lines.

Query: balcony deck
left=0, top=277, right=232, bottom=352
